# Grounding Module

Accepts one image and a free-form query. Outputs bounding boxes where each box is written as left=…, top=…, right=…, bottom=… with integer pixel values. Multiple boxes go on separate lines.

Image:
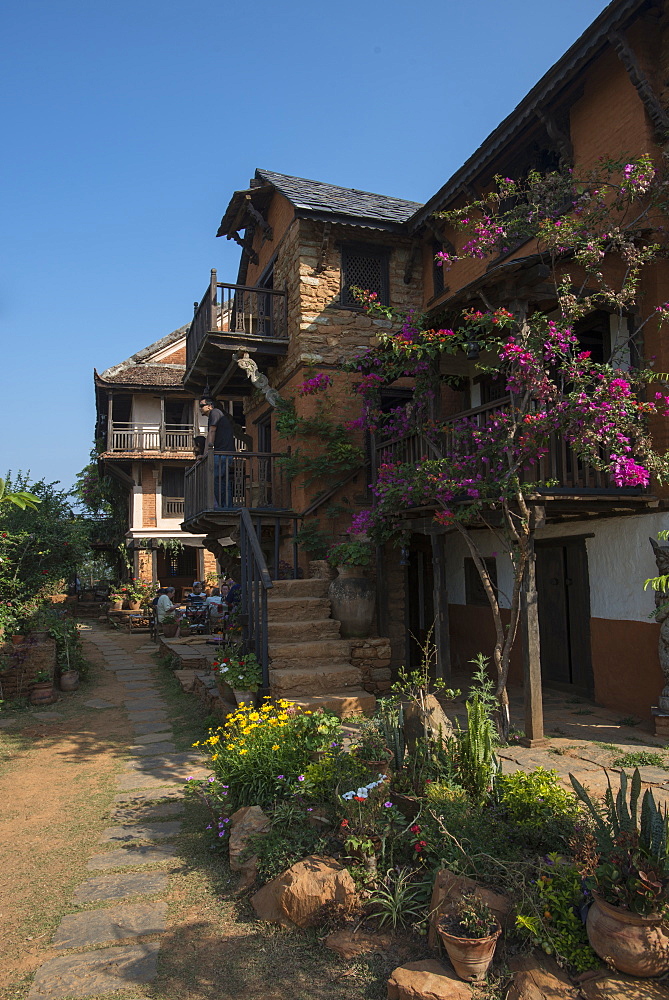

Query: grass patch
left=615, top=716, right=640, bottom=727
left=611, top=749, right=669, bottom=770
left=150, top=659, right=212, bottom=752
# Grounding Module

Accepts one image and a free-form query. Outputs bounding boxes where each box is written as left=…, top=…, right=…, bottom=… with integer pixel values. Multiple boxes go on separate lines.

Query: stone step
left=268, top=637, right=352, bottom=660
left=269, top=578, right=330, bottom=599
left=268, top=619, right=340, bottom=642
left=269, top=663, right=362, bottom=696
left=289, top=688, right=376, bottom=718
left=266, top=596, right=332, bottom=621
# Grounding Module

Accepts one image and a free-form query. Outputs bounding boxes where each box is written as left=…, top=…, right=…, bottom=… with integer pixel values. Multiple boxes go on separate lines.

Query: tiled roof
left=96, top=364, right=185, bottom=388
left=255, top=169, right=422, bottom=226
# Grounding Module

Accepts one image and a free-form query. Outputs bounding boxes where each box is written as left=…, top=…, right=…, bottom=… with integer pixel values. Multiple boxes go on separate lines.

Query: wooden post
left=106, top=391, right=113, bottom=451
left=520, top=510, right=546, bottom=746
left=159, top=395, right=166, bottom=453
left=430, top=531, right=451, bottom=682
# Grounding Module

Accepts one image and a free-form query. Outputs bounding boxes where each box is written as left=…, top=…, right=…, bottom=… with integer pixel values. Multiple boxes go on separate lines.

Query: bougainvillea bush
left=342, top=157, right=669, bottom=733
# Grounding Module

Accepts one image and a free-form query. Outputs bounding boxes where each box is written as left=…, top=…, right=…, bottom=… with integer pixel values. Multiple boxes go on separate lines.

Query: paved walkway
left=27, top=625, right=209, bottom=1000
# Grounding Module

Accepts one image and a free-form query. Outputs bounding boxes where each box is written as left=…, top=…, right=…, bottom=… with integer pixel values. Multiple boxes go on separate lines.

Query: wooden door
left=535, top=539, right=593, bottom=695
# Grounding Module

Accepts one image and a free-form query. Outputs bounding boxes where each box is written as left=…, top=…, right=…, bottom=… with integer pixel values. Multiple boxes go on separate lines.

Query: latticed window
left=340, top=244, right=390, bottom=307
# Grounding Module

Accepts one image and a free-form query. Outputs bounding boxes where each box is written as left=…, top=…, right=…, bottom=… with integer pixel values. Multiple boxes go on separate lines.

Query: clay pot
left=127, top=600, right=141, bottom=611
left=162, top=623, right=178, bottom=638
left=233, top=689, right=255, bottom=707
left=328, top=566, right=375, bottom=638
left=30, top=681, right=56, bottom=706
left=59, top=670, right=80, bottom=692
left=437, top=919, right=501, bottom=981
left=586, top=893, right=669, bottom=977
left=109, top=600, right=123, bottom=612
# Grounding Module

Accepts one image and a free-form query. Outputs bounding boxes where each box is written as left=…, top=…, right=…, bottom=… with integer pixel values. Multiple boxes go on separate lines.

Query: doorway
left=406, top=534, right=434, bottom=669
left=535, top=538, right=594, bottom=695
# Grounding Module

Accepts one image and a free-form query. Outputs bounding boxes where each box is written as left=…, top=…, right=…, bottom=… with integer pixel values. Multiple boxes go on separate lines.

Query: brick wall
left=141, top=465, right=157, bottom=527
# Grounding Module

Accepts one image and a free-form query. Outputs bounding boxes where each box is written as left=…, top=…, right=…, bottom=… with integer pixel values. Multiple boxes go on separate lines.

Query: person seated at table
left=186, top=581, right=206, bottom=605
left=205, top=587, right=224, bottom=609
left=156, top=586, right=180, bottom=625
left=227, top=577, right=241, bottom=606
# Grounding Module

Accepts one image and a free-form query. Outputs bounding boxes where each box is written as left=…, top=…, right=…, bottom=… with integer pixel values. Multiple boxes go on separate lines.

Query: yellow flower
left=239, top=749, right=248, bottom=755
left=212, top=753, right=219, bottom=760
left=272, top=745, right=280, bottom=751
left=248, top=712, right=260, bottom=722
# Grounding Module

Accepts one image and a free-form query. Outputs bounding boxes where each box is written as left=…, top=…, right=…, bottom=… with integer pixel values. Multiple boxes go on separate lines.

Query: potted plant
left=437, top=892, right=501, bottom=981
left=326, top=537, right=375, bottom=638
left=161, top=612, right=179, bottom=638
left=354, top=722, right=392, bottom=772
left=30, top=668, right=56, bottom=706
left=108, top=590, right=123, bottom=612
left=570, top=769, right=669, bottom=977
left=213, top=649, right=261, bottom=706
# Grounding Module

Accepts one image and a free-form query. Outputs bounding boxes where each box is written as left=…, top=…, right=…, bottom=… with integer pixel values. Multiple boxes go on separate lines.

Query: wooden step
left=289, top=689, right=376, bottom=718
left=269, top=662, right=362, bottom=696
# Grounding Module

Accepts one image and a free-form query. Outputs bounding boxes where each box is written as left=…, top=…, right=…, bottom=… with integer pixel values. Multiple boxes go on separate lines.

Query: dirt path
left=0, top=625, right=399, bottom=1000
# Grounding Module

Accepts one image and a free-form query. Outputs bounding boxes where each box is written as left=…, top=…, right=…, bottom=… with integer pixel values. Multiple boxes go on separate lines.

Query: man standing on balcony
left=199, top=397, right=235, bottom=508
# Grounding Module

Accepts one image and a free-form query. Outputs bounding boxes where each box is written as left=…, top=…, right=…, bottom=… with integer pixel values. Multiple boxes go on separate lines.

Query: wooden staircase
left=267, top=578, right=375, bottom=717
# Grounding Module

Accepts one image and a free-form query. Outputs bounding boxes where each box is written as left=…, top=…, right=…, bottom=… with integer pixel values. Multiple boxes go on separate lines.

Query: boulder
left=251, top=855, right=356, bottom=928
left=403, top=695, right=453, bottom=746
left=427, top=868, right=513, bottom=950
left=507, top=953, right=578, bottom=1000
left=229, top=805, right=270, bottom=873
left=387, top=959, right=472, bottom=1000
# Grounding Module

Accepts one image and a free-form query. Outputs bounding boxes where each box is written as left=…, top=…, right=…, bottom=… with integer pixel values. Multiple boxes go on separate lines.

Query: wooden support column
left=106, top=391, right=113, bottom=450
left=520, top=509, right=546, bottom=746
left=375, top=544, right=388, bottom=637
left=430, top=531, right=451, bottom=682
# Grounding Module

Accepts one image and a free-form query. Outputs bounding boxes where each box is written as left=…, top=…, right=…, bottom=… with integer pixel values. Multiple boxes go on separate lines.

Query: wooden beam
left=403, top=242, right=421, bottom=285
left=430, top=531, right=451, bottom=682
left=609, top=29, right=669, bottom=137
left=245, top=196, right=273, bottom=240
left=520, top=507, right=546, bottom=746
left=315, top=222, right=331, bottom=273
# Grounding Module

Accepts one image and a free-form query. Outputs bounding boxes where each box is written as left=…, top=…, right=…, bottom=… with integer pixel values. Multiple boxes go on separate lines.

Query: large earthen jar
left=586, top=893, right=669, bottom=977
left=328, top=566, right=375, bottom=638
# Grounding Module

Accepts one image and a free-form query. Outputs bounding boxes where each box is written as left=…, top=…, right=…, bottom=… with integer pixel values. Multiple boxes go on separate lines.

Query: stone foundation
left=350, top=638, right=393, bottom=694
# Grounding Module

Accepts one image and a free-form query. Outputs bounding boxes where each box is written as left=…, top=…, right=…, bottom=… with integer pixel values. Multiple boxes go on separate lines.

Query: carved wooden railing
left=184, top=451, right=291, bottom=521
left=162, top=497, right=184, bottom=518
left=374, top=397, right=643, bottom=494
left=109, top=423, right=195, bottom=453
left=186, top=270, right=288, bottom=368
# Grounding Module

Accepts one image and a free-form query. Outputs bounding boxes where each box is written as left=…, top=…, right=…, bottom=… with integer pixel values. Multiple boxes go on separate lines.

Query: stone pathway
left=27, top=626, right=210, bottom=1000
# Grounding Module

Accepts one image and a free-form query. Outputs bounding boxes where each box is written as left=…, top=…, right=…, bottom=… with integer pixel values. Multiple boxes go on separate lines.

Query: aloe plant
left=569, top=768, right=668, bottom=860
left=378, top=700, right=406, bottom=770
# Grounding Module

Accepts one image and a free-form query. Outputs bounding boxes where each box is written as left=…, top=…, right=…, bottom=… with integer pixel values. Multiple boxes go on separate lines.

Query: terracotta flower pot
left=328, top=566, right=375, bottom=638
left=59, top=670, right=80, bottom=692
left=30, top=681, right=57, bottom=706
left=109, top=600, right=123, bottom=612
left=162, top=623, right=178, bottom=638
left=586, top=893, right=669, bottom=977
left=437, top=919, right=501, bottom=981
left=127, top=600, right=141, bottom=611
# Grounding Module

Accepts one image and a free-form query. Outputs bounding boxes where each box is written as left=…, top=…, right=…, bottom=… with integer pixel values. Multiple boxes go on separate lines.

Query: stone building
left=181, top=0, right=669, bottom=728
left=94, top=326, right=218, bottom=594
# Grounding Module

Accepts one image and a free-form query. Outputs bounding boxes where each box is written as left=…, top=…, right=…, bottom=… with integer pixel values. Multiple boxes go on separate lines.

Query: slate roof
left=255, top=169, right=422, bottom=227
left=96, top=364, right=185, bottom=388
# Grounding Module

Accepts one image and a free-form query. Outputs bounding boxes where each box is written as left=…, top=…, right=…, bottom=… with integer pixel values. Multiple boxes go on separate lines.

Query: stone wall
left=350, top=638, right=392, bottom=695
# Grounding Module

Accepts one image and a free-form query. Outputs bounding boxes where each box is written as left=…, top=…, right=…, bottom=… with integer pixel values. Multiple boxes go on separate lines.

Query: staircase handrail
left=239, top=508, right=273, bottom=694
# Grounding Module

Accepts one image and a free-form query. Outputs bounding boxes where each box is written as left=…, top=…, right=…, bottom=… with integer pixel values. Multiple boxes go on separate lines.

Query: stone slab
left=131, top=730, right=176, bottom=745
left=116, top=772, right=186, bottom=791
left=124, top=752, right=200, bottom=771
left=109, top=800, right=184, bottom=824
left=124, top=698, right=168, bottom=712
left=87, top=845, right=178, bottom=870
left=132, top=723, right=173, bottom=737
left=114, top=671, right=152, bottom=681
left=100, top=821, right=182, bottom=843
left=82, top=698, right=115, bottom=710
left=27, top=942, right=161, bottom=998
left=72, top=871, right=169, bottom=903
left=579, top=972, right=669, bottom=999
left=53, top=901, right=167, bottom=949
left=113, top=787, right=184, bottom=805
left=387, top=960, right=471, bottom=1000
left=128, top=741, right=176, bottom=757
left=125, top=711, right=169, bottom=726
left=31, top=712, right=63, bottom=721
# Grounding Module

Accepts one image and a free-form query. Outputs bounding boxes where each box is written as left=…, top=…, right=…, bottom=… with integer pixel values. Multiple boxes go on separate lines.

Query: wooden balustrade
left=162, top=497, right=185, bottom=518
left=186, top=270, right=288, bottom=369
left=109, top=423, right=195, bottom=453
left=184, top=451, right=291, bottom=522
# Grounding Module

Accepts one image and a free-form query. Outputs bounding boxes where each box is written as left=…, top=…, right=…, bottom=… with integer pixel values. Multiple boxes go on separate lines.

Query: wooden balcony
left=107, top=422, right=195, bottom=454
left=162, top=496, right=185, bottom=518
left=183, top=451, right=294, bottom=533
left=184, top=270, right=288, bottom=394
left=374, top=397, right=651, bottom=520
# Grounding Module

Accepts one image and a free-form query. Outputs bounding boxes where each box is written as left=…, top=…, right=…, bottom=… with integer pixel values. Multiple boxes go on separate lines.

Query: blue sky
left=0, top=0, right=610, bottom=492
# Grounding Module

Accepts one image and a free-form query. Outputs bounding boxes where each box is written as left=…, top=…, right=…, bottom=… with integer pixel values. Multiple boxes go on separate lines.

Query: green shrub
left=498, top=767, right=580, bottom=828
left=301, top=749, right=371, bottom=806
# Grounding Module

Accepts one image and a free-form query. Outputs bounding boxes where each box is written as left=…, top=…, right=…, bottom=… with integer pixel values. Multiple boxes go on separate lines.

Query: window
left=340, top=244, right=390, bottom=307
left=162, top=467, right=185, bottom=498
left=464, top=557, right=497, bottom=607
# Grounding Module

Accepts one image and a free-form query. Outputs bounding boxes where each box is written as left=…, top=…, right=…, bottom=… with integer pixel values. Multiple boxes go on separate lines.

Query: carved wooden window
left=340, top=244, right=390, bottom=307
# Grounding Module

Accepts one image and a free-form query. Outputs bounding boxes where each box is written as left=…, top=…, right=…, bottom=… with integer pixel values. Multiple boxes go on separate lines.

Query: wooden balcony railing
left=184, top=451, right=292, bottom=522
left=186, top=270, right=288, bottom=369
left=109, top=423, right=195, bottom=453
left=375, top=397, right=644, bottom=496
left=162, top=497, right=185, bottom=518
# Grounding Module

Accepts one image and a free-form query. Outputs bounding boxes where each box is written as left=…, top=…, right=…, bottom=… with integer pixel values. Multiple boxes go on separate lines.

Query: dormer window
left=340, top=243, right=390, bottom=308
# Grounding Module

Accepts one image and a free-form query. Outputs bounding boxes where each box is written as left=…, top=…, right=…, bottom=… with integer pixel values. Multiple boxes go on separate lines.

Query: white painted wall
left=443, top=511, right=669, bottom=623
left=130, top=462, right=143, bottom=529
left=131, top=395, right=161, bottom=423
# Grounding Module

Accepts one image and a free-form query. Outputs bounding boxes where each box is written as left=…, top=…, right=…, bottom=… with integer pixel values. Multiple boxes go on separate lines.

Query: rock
left=229, top=805, right=270, bottom=872
left=251, top=855, right=356, bottom=928
left=428, top=868, right=513, bottom=950
left=387, top=959, right=472, bottom=1000
left=403, top=695, right=453, bottom=746
left=507, top=953, right=579, bottom=999
left=325, top=928, right=393, bottom=959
